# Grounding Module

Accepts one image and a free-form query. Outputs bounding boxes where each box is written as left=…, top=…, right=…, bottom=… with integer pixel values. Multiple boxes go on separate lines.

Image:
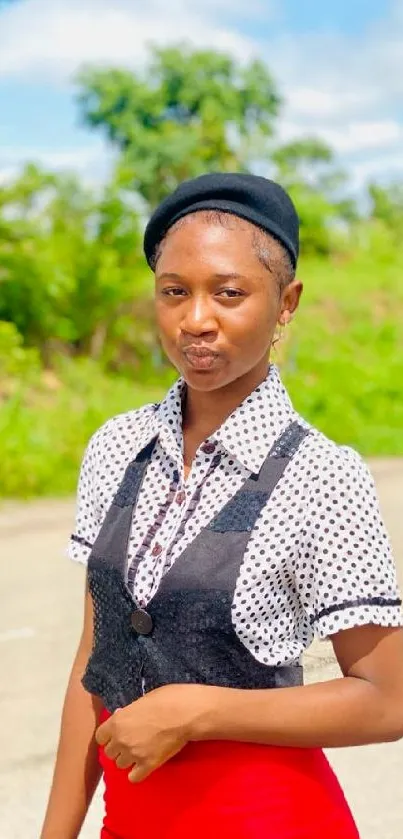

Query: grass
left=0, top=362, right=167, bottom=498
left=281, top=253, right=403, bottom=454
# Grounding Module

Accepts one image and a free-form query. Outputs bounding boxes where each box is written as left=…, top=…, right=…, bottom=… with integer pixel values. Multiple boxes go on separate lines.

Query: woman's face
left=154, top=215, right=302, bottom=392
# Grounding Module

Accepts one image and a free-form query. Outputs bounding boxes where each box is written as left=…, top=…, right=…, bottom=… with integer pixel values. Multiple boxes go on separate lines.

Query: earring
left=272, top=323, right=285, bottom=348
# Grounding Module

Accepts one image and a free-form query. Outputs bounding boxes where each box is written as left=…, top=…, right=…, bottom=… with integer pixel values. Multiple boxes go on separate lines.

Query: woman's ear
left=278, top=311, right=293, bottom=327
left=279, top=279, right=303, bottom=325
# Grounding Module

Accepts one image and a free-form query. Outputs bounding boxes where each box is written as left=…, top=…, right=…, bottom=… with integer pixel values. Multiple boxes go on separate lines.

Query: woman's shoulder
left=297, top=420, right=376, bottom=495
left=84, top=401, right=159, bottom=463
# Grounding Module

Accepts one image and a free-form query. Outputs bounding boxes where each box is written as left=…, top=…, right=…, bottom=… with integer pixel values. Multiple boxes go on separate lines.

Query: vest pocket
left=208, top=491, right=269, bottom=532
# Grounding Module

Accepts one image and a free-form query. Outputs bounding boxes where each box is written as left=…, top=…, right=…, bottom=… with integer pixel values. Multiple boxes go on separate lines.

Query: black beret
left=143, top=172, right=299, bottom=268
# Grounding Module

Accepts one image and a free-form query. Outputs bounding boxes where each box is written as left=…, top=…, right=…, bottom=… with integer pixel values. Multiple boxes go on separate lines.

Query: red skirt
left=98, top=708, right=360, bottom=839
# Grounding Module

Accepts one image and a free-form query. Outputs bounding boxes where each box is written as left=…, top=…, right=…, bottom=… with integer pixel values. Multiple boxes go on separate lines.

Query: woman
left=41, top=173, right=403, bottom=839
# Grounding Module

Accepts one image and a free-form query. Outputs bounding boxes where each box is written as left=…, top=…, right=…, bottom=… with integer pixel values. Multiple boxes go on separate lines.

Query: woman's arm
left=95, top=624, right=403, bottom=783
left=192, top=624, right=403, bottom=748
left=40, top=580, right=102, bottom=839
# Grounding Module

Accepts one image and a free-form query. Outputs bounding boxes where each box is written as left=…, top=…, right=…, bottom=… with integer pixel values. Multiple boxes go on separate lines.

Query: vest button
left=201, top=441, right=216, bottom=454
left=131, top=609, right=153, bottom=635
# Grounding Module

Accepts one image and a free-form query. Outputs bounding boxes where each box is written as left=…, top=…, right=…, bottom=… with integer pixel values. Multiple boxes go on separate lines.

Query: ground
left=0, top=459, right=402, bottom=838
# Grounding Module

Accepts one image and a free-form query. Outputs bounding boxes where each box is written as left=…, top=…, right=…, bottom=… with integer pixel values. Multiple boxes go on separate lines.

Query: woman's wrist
left=183, top=684, right=229, bottom=741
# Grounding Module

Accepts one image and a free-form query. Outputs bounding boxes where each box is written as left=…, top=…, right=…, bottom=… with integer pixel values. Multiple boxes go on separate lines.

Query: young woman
left=41, top=173, right=403, bottom=839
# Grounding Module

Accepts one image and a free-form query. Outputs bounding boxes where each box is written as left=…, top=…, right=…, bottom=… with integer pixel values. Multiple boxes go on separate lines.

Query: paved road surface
left=1, top=459, right=402, bottom=838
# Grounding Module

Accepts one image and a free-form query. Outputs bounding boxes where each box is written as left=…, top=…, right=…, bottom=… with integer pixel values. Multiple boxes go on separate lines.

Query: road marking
left=0, top=627, right=36, bottom=642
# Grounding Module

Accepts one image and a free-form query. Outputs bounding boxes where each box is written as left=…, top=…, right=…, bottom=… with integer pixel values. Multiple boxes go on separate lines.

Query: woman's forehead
left=167, top=210, right=257, bottom=237
left=157, top=218, right=262, bottom=267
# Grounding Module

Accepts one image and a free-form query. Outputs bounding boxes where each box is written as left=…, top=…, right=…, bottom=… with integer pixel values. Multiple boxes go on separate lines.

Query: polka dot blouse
left=68, top=364, right=403, bottom=667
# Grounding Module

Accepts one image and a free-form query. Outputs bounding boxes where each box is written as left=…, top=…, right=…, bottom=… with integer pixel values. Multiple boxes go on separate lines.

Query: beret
left=143, top=172, right=299, bottom=268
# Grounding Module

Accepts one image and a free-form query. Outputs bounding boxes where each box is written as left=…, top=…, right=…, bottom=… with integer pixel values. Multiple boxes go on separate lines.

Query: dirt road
left=1, top=459, right=402, bottom=838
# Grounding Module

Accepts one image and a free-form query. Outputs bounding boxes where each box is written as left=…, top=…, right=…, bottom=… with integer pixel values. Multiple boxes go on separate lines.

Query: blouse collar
left=154, top=364, right=298, bottom=474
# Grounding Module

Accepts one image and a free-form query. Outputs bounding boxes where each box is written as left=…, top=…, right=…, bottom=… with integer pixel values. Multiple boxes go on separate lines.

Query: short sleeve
left=296, top=445, right=403, bottom=639
left=67, top=432, right=102, bottom=566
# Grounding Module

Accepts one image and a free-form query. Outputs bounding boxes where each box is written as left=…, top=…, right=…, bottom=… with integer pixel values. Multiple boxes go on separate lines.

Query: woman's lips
left=182, top=348, right=220, bottom=370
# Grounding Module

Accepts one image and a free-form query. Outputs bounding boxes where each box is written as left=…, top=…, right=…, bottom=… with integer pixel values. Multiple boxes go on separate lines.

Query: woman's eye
left=219, top=288, right=244, bottom=298
left=161, top=287, right=186, bottom=297
left=160, top=287, right=244, bottom=299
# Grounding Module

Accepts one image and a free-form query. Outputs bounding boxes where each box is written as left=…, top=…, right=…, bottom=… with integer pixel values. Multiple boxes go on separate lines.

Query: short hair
left=149, top=210, right=295, bottom=291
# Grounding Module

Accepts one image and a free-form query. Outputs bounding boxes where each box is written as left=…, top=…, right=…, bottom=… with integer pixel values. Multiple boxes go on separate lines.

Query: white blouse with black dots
left=68, top=365, right=403, bottom=667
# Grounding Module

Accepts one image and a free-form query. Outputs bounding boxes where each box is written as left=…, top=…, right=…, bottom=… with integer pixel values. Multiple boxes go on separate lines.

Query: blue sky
left=1, top=0, right=402, bottom=189
left=275, top=0, right=382, bottom=34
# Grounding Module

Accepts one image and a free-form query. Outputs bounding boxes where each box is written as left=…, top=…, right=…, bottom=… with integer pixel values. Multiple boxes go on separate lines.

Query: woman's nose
left=181, top=296, right=217, bottom=335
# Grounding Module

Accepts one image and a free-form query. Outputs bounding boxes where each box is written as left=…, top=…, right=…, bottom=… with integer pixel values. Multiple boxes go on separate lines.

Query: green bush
left=281, top=247, right=403, bottom=454
left=0, top=321, right=41, bottom=383
left=0, top=359, right=169, bottom=498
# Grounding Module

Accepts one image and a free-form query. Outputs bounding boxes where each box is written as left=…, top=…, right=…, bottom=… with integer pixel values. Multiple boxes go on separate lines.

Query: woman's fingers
left=127, top=741, right=184, bottom=782
left=103, top=741, right=121, bottom=761
left=95, top=718, right=112, bottom=746
left=115, top=753, right=134, bottom=770
left=103, top=741, right=134, bottom=769
left=128, top=761, right=153, bottom=783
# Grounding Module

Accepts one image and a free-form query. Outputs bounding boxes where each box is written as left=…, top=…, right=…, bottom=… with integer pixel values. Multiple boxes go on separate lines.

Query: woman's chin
left=183, top=370, right=224, bottom=391
left=179, top=360, right=229, bottom=391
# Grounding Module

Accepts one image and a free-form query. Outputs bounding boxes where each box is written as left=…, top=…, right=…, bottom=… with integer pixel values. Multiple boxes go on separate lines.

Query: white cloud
left=0, top=166, right=17, bottom=184
left=285, top=88, right=374, bottom=121
left=322, top=121, right=403, bottom=155
left=268, top=2, right=403, bottom=180
left=0, top=141, right=113, bottom=185
left=279, top=119, right=403, bottom=156
left=1, top=0, right=403, bottom=185
left=275, top=2, right=403, bottom=121
left=349, top=151, right=403, bottom=189
left=0, top=142, right=108, bottom=169
left=0, top=0, right=259, bottom=81
left=1, top=0, right=403, bottom=118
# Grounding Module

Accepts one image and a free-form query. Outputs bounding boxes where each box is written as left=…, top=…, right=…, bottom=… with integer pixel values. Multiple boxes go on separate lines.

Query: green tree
left=0, top=164, right=150, bottom=363
left=272, top=138, right=357, bottom=255
left=0, top=164, right=69, bottom=353
left=77, top=46, right=358, bottom=257
left=77, top=45, right=281, bottom=207
left=368, top=182, right=403, bottom=238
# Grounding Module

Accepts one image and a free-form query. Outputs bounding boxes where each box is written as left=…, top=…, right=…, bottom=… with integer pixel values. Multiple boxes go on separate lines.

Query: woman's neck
left=182, top=361, right=270, bottom=439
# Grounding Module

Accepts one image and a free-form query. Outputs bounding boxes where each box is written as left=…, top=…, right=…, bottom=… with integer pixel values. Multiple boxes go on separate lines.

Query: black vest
left=83, top=420, right=309, bottom=712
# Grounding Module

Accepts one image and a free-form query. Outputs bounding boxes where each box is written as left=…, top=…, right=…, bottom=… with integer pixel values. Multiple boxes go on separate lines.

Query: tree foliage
left=77, top=45, right=282, bottom=206
left=0, top=163, right=150, bottom=364
left=76, top=44, right=358, bottom=258
left=368, top=182, right=403, bottom=239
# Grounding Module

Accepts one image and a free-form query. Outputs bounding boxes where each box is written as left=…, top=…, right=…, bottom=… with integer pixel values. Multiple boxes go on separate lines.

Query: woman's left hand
left=95, top=683, right=211, bottom=783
